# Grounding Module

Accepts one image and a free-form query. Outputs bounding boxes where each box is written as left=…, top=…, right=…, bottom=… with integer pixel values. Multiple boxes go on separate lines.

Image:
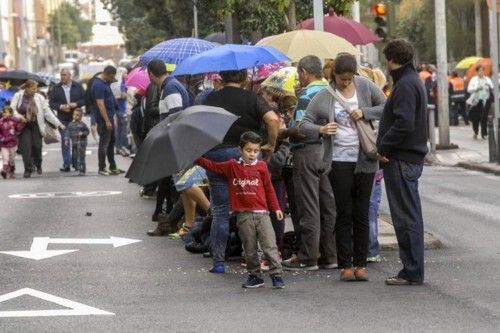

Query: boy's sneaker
left=209, top=263, right=225, bottom=274
left=1, top=170, right=6, bottom=179
left=271, top=274, right=285, bottom=289
left=367, top=255, right=382, bottom=263
left=109, top=167, right=125, bottom=175
left=242, top=275, right=265, bottom=288
left=282, top=255, right=318, bottom=271
left=98, top=169, right=111, bottom=176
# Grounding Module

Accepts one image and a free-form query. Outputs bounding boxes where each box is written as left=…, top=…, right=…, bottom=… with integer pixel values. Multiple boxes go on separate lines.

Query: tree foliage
left=48, top=2, right=92, bottom=49
left=101, top=0, right=356, bottom=56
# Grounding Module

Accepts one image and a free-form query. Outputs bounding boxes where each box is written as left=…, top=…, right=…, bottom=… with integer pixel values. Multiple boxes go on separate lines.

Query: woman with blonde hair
left=11, top=80, right=64, bottom=178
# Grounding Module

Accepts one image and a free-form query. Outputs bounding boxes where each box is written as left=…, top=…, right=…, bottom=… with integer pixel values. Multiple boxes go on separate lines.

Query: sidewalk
left=430, top=125, right=500, bottom=175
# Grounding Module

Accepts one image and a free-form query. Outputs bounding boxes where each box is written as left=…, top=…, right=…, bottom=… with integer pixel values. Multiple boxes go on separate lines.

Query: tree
left=48, top=2, right=92, bottom=49
left=396, top=0, right=476, bottom=64
left=101, top=0, right=357, bottom=55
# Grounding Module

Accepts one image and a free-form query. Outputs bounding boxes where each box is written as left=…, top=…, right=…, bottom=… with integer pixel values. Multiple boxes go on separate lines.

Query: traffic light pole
left=489, top=0, right=500, bottom=163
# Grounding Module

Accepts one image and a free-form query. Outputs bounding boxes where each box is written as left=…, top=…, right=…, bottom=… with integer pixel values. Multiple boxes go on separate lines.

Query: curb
left=378, top=213, right=444, bottom=251
left=456, top=161, right=500, bottom=176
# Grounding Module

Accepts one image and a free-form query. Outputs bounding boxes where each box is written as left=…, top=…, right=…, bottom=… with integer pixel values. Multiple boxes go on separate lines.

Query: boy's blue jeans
left=203, top=146, right=240, bottom=265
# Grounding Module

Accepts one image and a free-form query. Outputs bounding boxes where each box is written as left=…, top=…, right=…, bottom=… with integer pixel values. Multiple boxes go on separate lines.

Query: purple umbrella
left=299, top=10, right=379, bottom=46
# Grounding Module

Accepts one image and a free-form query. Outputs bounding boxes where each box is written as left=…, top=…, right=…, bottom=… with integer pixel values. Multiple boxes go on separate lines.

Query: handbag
left=43, top=121, right=60, bottom=144
left=326, top=86, right=378, bottom=160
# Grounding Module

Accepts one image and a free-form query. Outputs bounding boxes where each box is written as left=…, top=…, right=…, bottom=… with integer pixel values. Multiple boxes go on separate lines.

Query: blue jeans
left=115, top=113, right=129, bottom=150
left=59, top=121, right=71, bottom=167
left=203, top=147, right=240, bottom=264
left=367, top=179, right=382, bottom=257
left=384, top=159, right=425, bottom=283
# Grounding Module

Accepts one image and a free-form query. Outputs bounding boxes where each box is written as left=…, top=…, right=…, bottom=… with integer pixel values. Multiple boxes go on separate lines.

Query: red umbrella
left=299, top=9, right=380, bottom=46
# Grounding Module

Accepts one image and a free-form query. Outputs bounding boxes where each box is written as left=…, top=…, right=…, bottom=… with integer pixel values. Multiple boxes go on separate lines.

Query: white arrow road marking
left=0, top=288, right=114, bottom=317
left=0, top=237, right=141, bottom=260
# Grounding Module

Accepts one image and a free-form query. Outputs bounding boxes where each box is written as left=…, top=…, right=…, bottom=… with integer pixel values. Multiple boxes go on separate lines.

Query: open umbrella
left=256, top=30, right=360, bottom=62
left=35, top=72, right=60, bottom=85
left=138, top=38, right=219, bottom=67
left=466, top=58, right=492, bottom=82
left=125, top=67, right=150, bottom=94
left=0, top=70, right=46, bottom=87
left=299, top=10, right=379, bottom=45
left=126, top=105, right=238, bottom=185
left=260, top=67, right=298, bottom=97
left=172, top=44, right=289, bottom=77
left=455, top=56, right=483, bottom=70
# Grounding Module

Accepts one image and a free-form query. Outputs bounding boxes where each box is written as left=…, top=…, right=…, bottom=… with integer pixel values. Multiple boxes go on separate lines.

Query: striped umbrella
left=139, top=38, right=219, bottom=67
left=35, top=72, right=60, bottom=85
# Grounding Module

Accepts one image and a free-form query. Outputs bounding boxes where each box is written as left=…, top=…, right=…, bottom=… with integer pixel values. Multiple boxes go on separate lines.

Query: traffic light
left=372, top=3, right=387, bottom=40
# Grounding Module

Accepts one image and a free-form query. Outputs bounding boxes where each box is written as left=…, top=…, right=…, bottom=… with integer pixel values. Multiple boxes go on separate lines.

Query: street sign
left=0, top=288, right=114, bottom=317
left=0, top=236, right=142, bottom=260
left=9, top=191, right=122, bottom=199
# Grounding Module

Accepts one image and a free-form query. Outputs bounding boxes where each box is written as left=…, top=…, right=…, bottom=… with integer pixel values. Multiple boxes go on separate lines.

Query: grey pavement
left=430, top=124, right=500, bottom=175
left=1, top=132, right=500, bottom=331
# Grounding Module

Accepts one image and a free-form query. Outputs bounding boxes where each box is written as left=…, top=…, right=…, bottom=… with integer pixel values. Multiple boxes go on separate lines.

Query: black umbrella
left=126, top=105, right=239, bottom=186
left=0, top=70, right=46, bottom=87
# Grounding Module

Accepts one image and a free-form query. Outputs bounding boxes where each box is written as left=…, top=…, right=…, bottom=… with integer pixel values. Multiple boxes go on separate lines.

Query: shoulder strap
left=326, top=85, right=350, bottom=110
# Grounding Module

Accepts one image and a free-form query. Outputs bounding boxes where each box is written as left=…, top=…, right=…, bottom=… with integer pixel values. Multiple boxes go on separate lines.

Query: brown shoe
left=340, top=267, right=356, bottom=281
left=354, top=267, right=368, bottom=281
left=146, top=223, right=176, bottom=236
left=36, top=168, right=42, bottom=175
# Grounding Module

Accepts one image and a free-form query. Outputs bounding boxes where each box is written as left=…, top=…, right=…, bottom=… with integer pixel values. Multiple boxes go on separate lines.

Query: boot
left=146, top=221, right=178, bottom=236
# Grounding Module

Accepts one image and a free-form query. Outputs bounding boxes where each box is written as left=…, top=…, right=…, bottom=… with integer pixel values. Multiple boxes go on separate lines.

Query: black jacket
left=142, top=83, right=161, bottom=136
left=48, top=81, right=86, bottom=122
left=377, top=63, right=428, bottom=164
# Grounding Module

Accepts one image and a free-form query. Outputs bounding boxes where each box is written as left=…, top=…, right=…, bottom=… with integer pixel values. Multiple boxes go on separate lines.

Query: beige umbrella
left=256, top=29, right=360, bottom=62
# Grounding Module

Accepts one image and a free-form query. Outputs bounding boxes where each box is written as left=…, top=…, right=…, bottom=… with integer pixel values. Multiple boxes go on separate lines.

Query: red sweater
left=197, top=157, right=280, bottom=213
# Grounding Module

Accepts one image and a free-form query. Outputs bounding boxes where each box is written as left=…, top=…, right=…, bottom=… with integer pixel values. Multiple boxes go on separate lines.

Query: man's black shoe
left=185, top=242, right=208, bottom=254
left=60, top=166, right=70, bottom=172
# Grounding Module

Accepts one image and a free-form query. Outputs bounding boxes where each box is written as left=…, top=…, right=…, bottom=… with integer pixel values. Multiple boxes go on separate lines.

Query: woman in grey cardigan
left=299, top=54, right=386, bottom=282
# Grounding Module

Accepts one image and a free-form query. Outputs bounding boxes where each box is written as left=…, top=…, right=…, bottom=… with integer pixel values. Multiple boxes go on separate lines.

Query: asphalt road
left=0, top=143, right=499, bottom=332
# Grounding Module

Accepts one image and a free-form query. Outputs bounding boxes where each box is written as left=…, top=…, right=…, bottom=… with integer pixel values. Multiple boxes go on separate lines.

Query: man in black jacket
left=49, top=69, right=86, bottom=172
left=377, top=39, right=428, bottom=286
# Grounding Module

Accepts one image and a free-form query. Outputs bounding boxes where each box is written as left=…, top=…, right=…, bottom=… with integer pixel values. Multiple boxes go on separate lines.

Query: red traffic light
left=372, top=3, right=386, bottom=16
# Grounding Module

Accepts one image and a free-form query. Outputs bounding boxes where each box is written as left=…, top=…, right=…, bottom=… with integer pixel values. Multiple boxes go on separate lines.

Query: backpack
left=84, top=72, right=101, bottom=114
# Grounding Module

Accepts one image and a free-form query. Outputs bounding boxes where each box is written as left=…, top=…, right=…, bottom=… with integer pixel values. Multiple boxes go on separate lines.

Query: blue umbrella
left=0, top=89, right=15, bottom=102
left=138, top=38, right=219, bottom=67
left=172, top=44, right=290, bottom=77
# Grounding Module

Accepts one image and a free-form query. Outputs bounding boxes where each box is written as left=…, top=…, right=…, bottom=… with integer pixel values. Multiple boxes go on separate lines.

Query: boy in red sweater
left=197, top=131, right=285, bottom=289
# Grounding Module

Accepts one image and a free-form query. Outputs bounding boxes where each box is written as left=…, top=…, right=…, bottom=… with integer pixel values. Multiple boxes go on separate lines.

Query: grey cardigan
left=299, top=75, right=386, bottom=174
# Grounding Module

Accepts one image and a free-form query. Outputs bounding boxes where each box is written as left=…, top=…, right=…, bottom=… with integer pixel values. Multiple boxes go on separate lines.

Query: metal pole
left=435, top=0, right=450, bottom=146
left=57, top=4, right=62, bottom=63
left=313, top=0, right=324, bottom=31
left=351, top=1, right=361, bottom=64
left=475, top=0, right=483, bottom=56
left=490, top=0, right=500, bottom=163
left=0, top=6, right=5, bottom=64
left=193, top=0, right=198, bottom=38
left=428, top=105, right=436, bottom=153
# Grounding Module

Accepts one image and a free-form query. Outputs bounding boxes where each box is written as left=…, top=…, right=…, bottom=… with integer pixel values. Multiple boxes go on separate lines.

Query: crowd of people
left=129, top=39, right=427, bottom=288
left=0, top=38, right=428, bottom=289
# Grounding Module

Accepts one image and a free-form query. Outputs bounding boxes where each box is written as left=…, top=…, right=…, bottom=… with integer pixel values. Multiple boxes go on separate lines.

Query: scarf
left=25, top=94, right=38, bottom=123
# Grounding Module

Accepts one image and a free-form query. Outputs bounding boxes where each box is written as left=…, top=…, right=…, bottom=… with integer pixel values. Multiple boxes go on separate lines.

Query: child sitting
left=197, top=131, right=285, bottom=289
left=0, top=106, right=25, bottom=178
left=67, top=109, right=89, bottom=176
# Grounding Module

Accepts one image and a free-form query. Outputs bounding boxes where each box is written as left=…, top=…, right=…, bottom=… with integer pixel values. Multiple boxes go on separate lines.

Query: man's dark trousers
left=97, top=122, right=116, bottom=170
left=384, top=159, right=424, bottom=283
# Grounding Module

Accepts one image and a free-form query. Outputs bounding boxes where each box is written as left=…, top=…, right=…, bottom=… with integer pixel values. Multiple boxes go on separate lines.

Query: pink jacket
left=0, top=117, right=25, bottom=148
